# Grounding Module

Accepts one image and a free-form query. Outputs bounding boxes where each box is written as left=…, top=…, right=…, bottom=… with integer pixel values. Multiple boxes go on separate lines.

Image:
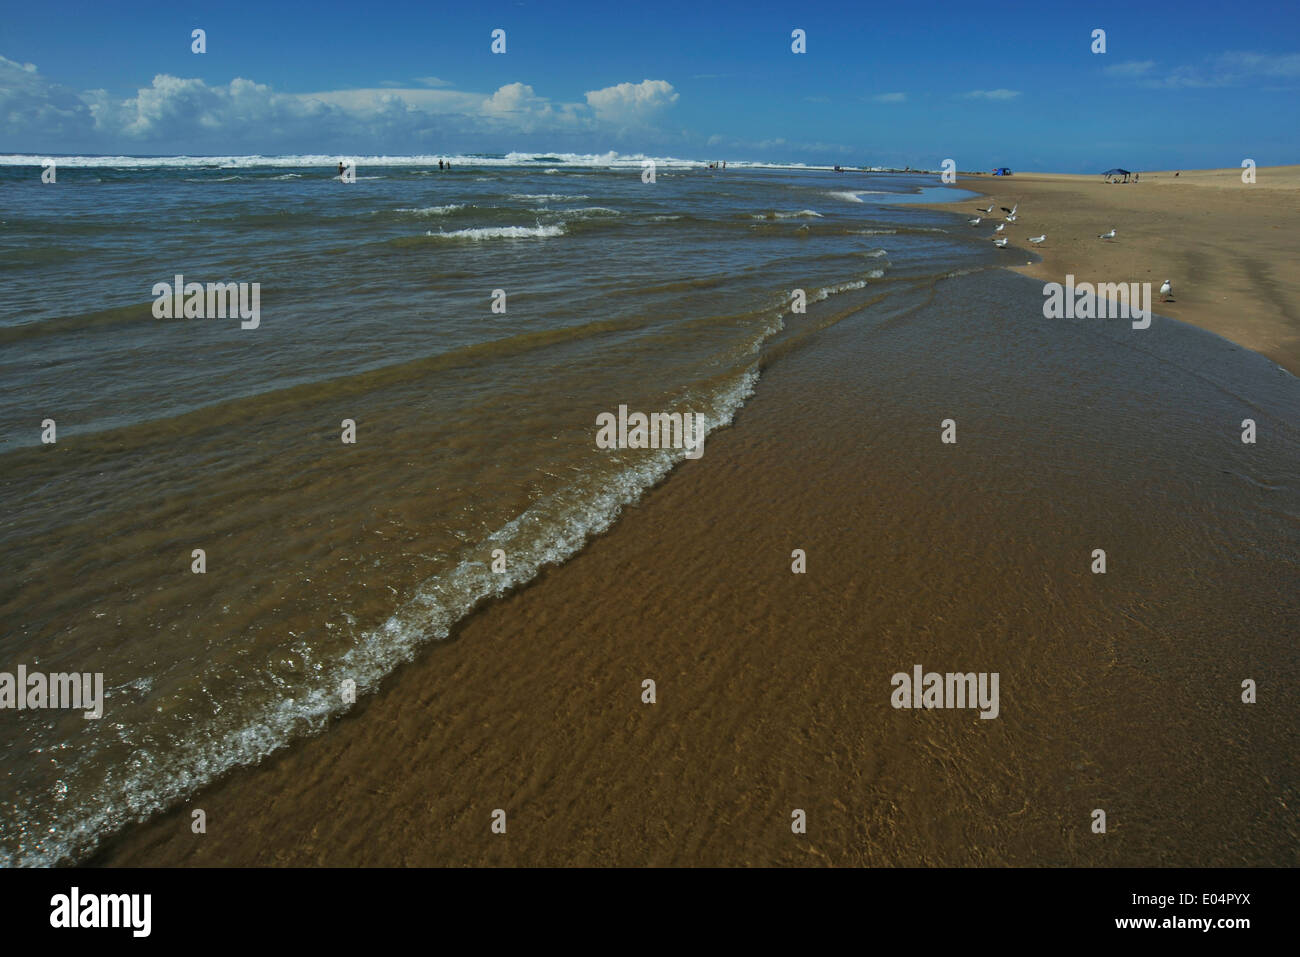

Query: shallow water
left=0, top=157, right=1294, bottom=866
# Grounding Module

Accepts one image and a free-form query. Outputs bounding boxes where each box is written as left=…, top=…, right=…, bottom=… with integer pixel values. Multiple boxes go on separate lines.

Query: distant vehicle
left=992, top=167, right=1013, bottom=176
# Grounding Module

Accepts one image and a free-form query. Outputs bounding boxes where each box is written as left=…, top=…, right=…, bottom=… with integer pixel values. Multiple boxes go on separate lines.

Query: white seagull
left=1001, top=203, right=1018, bottom=217
left=968, top=216, right=982, bottom=226
left=994, top=223, right=1005, bottom=233
left=993, top=237, right=1008, bottom=247
left=1028, top=234, right=1046, bottom=244
left=1160, top=279, right=1173, bottom=301
left=1098, top=228, right=1117, bottom=240
left=1005, top=213, right=1018, bottom=223
left=978, top=204, right=994, bottom=214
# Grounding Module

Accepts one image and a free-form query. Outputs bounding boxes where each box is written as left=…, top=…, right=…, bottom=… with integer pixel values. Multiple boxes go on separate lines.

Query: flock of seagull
left=965, top=202, right=1173, bottom=301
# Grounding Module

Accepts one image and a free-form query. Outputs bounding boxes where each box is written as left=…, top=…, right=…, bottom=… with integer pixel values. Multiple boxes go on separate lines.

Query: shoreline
left=89, top=262, right=1299, bottom=867
left=924, top=166, right=1300, bottom=376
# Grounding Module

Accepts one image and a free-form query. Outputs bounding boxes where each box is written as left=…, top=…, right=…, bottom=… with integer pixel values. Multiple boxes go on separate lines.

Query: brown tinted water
left=91, top=267, right=1299, bottom=867
left=1, top=160, right=1295, bottom=865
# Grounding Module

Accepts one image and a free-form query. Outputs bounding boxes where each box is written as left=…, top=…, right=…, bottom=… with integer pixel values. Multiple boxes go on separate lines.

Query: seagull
left=1098, top=228, right=1117, bottom=240
left=993, top=237, right=1008, bottom=247
left=994, top=223, right=1005, bottom=233
left=1001, top=203, right=1018, bottom=217
left=1160, top=279, right=1173, bottom=301
left=1005, top=213, right=1018, bottom=223
left=968, top=216, right=982, bottom=226
left=1028, top=234, right=1046, bottom=244
left=978, top=204, right=994, bottom=214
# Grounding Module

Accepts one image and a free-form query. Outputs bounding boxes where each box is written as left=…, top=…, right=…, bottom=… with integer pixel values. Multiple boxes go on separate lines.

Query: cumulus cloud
left=482, top=81, right=548, bottom=116
left=0, top=55, right=97, bottom=145
left=584, top=79, right=678, bottom=125
left=0, top=55, right=680, bottom=153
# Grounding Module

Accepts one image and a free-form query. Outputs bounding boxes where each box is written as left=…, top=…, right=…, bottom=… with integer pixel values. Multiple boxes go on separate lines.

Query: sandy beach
left=88, top=219, right=1299, bottom=867
left=7, top=5, right=1300, bottom=940
left=930, top=166, right=1300, bottom=375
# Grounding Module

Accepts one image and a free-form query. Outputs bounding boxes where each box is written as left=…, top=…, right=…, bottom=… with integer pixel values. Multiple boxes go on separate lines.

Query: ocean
left=0, top=153, right=987, bottom=864
left=2, top=153, right=1296, bottom=866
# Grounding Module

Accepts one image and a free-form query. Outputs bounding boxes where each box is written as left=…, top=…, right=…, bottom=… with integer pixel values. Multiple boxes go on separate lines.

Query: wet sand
left=92, top=267, right=1299, bottom=867
left=930, top=166, right=1300, bottom=375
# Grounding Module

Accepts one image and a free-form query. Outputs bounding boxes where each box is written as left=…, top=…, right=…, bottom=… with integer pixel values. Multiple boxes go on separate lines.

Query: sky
left=1, top=0, right=1297, bottom=171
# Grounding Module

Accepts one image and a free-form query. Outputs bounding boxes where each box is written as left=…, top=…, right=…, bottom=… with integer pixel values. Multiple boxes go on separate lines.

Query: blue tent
left=1102, top=168, right=1132, bottom=182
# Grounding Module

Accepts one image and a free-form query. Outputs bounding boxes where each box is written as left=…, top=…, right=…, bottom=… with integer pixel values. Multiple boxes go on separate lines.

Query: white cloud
left=1103, top=60, right=1155, bottom=77
left=584, top=79, right=678, bottom=125
left=1128, top=50, right=1300, bottom=88
left=0, top=55, right=97, bottom=143
left=482, top=81, right=546, bottom=115
left=872, top=92, right=907, bottom=103
left=0, top=56, right=681, bottom=152
left=299, top=86, right=483, bottom=113
left=961, top=89, right=1021, bottom=100
left=702, top=133, right=854, bottom=155
left=1214, top=50, right=1300, bottom=78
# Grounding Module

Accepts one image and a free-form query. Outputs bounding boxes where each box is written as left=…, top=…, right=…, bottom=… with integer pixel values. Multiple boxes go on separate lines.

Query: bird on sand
left=1028, top=234, right=1046, bottom=244
left=1098, top=228, right=1117, bottom=240
left=978, top=204, right=994, bottom=214
left=1005, top=213, right=1018, bottom=223
left=968, top=216, right=982, bottom=226
left=994, top=223, right=1005, bottom=233
left=993, top=237, right=1008, bottom=247
left=1160, top=279, right=1173, bottom=301
left=1001, top=203, right=1018, bottom=217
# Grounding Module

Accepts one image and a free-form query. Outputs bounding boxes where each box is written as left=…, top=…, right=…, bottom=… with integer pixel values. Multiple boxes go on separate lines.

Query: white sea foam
left=395, top=204, right=465, bottom=216
left=751, top=209, right=823, bottom=219
left=424, top=224, right=565, bottom=240
left=813, top=280, right=868, bottom=301
left=510, top=193, right=592, bottom=201
left=0, top=360, right=762, bottom=868
left=827, top=190, right=889, bottom=203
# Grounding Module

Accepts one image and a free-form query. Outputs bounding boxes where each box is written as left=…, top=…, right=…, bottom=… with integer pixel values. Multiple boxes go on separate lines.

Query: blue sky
left=1, top=0, right=1297, bottom=170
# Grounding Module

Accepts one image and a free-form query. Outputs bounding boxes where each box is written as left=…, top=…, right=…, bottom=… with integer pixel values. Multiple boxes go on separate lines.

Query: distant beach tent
left=1103, top=168, right=1132, bottom=183
left=992, top=167, right=1013, bottom=176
